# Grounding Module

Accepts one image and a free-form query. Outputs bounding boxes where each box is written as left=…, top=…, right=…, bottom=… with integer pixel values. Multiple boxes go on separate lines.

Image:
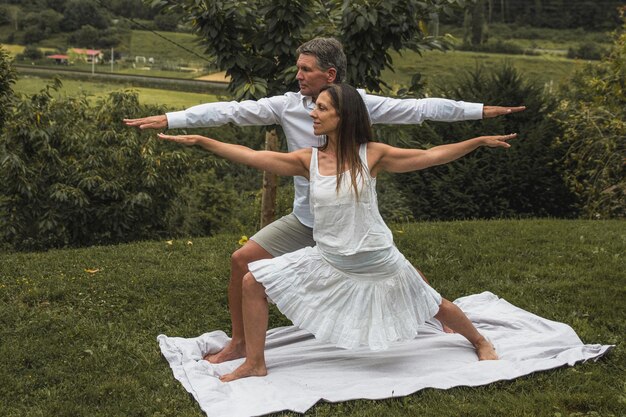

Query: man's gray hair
left=296, top=37, right=347, bottom=83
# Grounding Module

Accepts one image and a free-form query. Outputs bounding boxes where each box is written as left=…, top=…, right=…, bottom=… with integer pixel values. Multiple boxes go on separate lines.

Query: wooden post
left=260, top=129, right=278, bottom=228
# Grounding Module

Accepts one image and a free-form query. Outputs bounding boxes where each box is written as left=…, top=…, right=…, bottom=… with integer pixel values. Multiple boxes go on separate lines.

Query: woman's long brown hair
left=318, top=83, right=373, bottom=199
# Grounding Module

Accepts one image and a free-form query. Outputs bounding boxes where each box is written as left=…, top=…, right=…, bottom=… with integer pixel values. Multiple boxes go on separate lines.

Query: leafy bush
left=0, top=83, right=191, bottom=250
left=551, top=11, right=626, bottom=218
left=17, top=45, right=43, bottom=61
left=457, top=39, right=538, bottom=56
left=166, top=169, right=248, bottom=237
left=384, top=63, right=577, bottom=221
left=566, top=42, right=609, bottom=60
left=0, top=46, right=16, bottom=131
left=154, top=12, right=181, bottom=32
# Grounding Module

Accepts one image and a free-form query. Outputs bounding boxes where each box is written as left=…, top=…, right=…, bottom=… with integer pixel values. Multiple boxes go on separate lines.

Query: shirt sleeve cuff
left=465, top=102, right=484, bottom=120
left=166, top=111, right=187, bottom=129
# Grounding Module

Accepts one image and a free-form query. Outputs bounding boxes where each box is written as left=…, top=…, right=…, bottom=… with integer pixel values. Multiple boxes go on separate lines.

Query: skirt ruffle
left=248, top=245, right=442, bottom=351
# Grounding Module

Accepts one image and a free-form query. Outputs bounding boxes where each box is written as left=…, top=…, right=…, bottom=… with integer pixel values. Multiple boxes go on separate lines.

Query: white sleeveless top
left=309, top=144, right=394, bottom=256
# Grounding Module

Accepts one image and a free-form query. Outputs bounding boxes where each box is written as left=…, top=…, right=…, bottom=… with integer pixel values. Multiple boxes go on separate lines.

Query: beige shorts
left=250, top=212, right=315, bottom=257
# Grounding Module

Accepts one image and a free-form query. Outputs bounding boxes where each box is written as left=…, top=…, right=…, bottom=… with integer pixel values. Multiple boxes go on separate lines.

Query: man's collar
left=301, top=93, right=315, bottom=108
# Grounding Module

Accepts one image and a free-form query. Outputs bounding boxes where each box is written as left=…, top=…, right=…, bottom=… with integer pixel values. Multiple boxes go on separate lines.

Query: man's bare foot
left=220, top=360, right=267, bottom=382
left=474, top=337, right=498, bottom=360
left=204, top=341, right=246, bottom=363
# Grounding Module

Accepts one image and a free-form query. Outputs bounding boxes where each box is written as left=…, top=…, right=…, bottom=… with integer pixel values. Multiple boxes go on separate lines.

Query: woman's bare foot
left=204, top=341, right=246, bottom=363
left=442, top=324, right=455, bottom=334
left=474, top=337, right=498, bottom=360
left=220, top=360, right=267, bottom=382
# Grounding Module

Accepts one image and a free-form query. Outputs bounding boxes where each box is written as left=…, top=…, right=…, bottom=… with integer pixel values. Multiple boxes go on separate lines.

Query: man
left=124, top=37, right=525, bottom=363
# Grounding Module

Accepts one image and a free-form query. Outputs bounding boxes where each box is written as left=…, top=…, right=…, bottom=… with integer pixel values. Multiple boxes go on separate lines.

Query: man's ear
left=326, top=67, right=337, bottom=83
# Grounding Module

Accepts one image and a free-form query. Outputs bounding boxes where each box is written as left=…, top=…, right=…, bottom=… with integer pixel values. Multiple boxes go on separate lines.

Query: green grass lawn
left=13, top=76, right=222, bottom=109
left=0, top=219, right=623, bottom=416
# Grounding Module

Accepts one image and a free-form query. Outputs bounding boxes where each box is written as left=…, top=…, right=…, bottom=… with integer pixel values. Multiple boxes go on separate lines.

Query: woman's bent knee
left=242, top=273, right=265, bottom=297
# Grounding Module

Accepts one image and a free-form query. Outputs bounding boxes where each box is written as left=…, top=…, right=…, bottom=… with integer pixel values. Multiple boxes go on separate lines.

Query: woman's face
left=310, top=91, right=340, bottom=137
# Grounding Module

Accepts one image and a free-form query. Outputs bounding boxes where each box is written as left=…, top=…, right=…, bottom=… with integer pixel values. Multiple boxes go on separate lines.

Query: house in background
left=46, top=54, right=69, bottom=65
left=68, top=48, right=103, bottom=64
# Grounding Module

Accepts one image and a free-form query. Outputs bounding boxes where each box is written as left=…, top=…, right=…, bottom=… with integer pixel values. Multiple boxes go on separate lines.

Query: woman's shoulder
left=366, top=141, right=391, bottom=155
left=291, top=147, right=313, bottom=163
left=293, top=147, right=314, bottom=156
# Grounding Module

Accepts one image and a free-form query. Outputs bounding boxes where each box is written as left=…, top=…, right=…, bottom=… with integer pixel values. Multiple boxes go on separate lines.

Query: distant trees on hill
left=443, top=0, right=624, bottom=31
left=0, top=0, right=155, bottom=20
left=0, top=0, right=176, bottom=48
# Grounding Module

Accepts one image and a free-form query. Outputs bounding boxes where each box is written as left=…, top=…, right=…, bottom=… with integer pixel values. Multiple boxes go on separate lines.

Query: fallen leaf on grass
left=84, top=268, right=101, bottom=274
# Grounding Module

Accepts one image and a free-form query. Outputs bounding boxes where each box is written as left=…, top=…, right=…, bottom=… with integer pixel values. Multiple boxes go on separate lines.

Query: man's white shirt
left=166, top=91, right=483, bottom=227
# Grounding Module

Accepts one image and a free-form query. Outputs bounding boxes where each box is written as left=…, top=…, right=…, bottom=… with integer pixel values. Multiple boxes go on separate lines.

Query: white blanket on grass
left=157, top=292, right=612, bottom=417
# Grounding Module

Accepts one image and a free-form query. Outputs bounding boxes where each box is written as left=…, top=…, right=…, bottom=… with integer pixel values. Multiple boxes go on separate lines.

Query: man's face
left=296, top=54, right=336, bottom=98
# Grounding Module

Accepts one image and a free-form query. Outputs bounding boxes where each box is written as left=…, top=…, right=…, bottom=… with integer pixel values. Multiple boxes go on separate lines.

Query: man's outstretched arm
left=363, top=92, right=526, bottom=125
left=124, top=96, right=286, bottom=130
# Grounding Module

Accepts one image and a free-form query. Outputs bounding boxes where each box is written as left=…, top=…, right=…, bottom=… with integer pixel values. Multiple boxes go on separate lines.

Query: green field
left=442, top=23, right=612, bottom=50
left=128, top=30, right=210, bottom=66
left=12, top=45, right=591, bottom=107
left=13, top=76, right=222, bottom=109
left=382, top=49, right=588, bottom=91
left=6, top=23, right=605, bottom=87
left=0, top=219, right=623, bottom=416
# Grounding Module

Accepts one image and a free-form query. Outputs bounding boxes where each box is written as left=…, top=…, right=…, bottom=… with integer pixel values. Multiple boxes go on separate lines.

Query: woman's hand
left=480, top=133, right=517, bottom=148
left=157, top=133, right=207, bottom=146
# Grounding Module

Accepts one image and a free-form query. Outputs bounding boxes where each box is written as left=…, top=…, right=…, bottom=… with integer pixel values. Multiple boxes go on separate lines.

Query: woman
left=157, top=83, right=515, bottom=382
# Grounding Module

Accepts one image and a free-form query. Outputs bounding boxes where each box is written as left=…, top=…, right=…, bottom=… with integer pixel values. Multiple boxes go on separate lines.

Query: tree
left=108, top=0, right=156, bottom=19
left=149, top=0, right=467, bottom=226
left=23, top=9, right=63, bottom=35
left=61, top=0, right=109, bottom=32
left=469, top=0, right=486, bottom=45
left=67, top=25, right=122, bottom=49
left=6, top=4, right=20, bottom=31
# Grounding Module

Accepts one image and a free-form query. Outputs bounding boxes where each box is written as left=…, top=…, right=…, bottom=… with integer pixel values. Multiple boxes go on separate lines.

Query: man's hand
left=482, top=106, right=526, bottom=119
left=123, top=115, right=168, bottom=130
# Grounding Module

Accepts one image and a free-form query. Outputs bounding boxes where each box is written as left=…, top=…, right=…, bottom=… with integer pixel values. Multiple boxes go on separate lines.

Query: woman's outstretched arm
left=157, top=133, right=310, bottom=178
left=369, top=134, right=517, bottom=176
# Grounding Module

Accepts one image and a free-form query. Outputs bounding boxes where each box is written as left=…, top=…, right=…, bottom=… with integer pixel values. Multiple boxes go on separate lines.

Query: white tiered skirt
left=248, top=245, right=442, bottom=351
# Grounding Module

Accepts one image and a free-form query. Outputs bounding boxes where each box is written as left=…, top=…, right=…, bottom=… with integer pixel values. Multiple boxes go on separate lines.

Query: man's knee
left=231, top=244, right=255, bottom=269
left=231, top=241, right=272, bottom=270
